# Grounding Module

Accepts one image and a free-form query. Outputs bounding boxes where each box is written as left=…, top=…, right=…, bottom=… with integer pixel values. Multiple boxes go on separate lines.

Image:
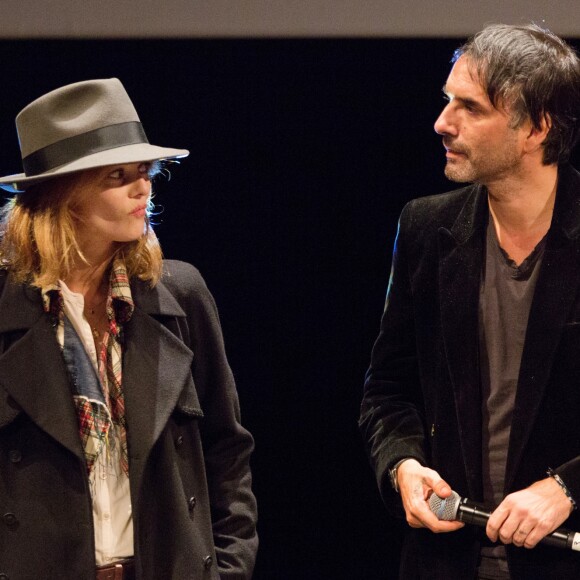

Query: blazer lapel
left=505, top=166, right=580, bottom=488
left=122, top=278, right=198, bottom=479
left=0, top=279, right=84, bottom=460
left=438, top=184, right=488, bottom=498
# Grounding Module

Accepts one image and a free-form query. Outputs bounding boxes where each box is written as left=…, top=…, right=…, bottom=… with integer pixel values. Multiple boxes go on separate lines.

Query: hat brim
left=0, top=142, right=189, bottom=193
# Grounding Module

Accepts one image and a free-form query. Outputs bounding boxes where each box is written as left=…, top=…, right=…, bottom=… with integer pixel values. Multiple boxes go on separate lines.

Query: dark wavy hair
left=454, top=24, right=580, bottom=165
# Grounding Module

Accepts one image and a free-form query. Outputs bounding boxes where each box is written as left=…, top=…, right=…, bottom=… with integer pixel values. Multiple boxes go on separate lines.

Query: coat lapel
left=0, top=278, right=84, bottom=460
left=0, top=271, right=201, bottom=475
left=122, top=278, right=199, bottom=479
left=505, top=166, right=580, bottom=488
left=438, top=184, right=488, bottom=498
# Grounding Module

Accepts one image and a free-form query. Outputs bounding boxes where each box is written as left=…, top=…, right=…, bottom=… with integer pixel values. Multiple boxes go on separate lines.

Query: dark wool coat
left=0, top=260, right=258, bottom=580
left=360, top=165, right=580, bottom=579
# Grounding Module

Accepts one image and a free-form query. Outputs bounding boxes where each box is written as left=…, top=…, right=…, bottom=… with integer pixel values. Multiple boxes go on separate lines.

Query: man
left=360, top=24, right=580, bottom=579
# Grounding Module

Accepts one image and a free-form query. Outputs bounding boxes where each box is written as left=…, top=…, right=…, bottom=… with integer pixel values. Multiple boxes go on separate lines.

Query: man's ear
left=525, top=112, right=552, bottom=153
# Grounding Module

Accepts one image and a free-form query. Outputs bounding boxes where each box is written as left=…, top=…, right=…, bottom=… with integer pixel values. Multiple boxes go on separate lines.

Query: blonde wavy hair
left=0, top=166, right=163, bottom=287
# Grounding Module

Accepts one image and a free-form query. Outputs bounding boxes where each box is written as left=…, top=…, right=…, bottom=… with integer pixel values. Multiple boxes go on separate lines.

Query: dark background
left=1, top=38, right=579, bottom=579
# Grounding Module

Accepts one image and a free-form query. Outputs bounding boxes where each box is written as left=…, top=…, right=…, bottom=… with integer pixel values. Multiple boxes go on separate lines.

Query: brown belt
left=95, top=559, right=135, bottom=580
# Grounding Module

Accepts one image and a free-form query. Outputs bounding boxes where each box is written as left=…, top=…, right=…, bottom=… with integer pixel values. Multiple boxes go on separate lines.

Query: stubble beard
left=443, top=156, right=477, bottom=183
left=443, top=145, right=521, bottom=185
left=442, top=127, right=523, bottom=185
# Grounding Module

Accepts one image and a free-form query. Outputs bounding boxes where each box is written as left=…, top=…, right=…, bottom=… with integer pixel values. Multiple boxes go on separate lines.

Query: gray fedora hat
left=0, top=78, right=189, bottom=192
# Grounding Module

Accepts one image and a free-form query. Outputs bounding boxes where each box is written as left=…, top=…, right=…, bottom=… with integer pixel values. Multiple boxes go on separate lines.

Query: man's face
left=434, top=55, right=529, bottom=185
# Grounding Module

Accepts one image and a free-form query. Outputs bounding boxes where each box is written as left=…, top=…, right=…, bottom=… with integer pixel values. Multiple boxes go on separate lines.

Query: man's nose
left=434, top=104, right=457, bottom=136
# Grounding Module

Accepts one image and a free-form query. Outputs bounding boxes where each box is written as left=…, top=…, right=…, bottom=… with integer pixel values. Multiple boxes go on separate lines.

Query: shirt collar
left=41, top=257, right=134, bottom=323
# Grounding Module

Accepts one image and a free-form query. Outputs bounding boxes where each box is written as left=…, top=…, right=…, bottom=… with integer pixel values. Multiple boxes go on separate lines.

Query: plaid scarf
left=42, top=259, right=134, bottom=476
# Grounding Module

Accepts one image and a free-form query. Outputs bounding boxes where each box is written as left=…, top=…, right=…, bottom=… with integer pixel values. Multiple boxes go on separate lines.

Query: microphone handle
left=456, top=499, right=490, bottom=527
left=457, top=497, right=580, bottom=551
left=540, top=528, right=580, bottom=551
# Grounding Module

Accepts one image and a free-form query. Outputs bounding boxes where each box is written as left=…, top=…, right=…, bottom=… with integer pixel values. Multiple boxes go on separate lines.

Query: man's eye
left=109, top=169, right=123, bottom=180
left=138, top=162, right=151, bottom=175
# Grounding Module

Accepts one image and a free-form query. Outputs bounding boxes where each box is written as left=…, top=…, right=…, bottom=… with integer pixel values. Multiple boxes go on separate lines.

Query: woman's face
left=71, top=162, right=153, bottom=257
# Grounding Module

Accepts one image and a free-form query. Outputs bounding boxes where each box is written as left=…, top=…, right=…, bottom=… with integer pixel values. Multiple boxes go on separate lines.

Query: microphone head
left=429, top=490, right=461, bottom=521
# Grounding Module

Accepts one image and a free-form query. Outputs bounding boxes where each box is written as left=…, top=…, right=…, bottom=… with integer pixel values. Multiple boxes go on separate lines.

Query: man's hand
left=396, top=459, right=465, bottom=532
left=487, top=477, right=574, bottom=548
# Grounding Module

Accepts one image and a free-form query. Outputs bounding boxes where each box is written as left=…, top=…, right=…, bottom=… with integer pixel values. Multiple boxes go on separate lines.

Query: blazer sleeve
left=165, top=262, right=258, bottom=578
left=359, top=201, right=428, bottom=512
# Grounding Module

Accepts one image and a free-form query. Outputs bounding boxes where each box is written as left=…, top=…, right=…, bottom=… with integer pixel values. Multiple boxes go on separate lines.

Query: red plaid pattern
left=43, top=259, right=134, bottom=476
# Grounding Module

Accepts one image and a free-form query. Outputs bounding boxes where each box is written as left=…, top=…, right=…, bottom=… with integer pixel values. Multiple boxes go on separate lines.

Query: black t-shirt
left=478, top=215, right=547, bottom=575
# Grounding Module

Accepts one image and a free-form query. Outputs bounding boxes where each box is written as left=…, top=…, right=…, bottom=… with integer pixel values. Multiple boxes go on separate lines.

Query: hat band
left=21, top=121, right=149, bottom=177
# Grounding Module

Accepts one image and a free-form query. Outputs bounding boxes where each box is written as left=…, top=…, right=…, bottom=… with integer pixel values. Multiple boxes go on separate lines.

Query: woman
left=0, top=78, right=257, bottom=579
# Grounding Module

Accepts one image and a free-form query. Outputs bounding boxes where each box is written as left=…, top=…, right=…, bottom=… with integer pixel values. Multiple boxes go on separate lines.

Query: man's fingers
left=408, top=511, right=465, bottom=532
left=431, top=478, right=452, bottom=498
left=397, top=463, right=463, bottom=533
left=487, top=478, right=572, bottom=548
left=418, top=469, right=452, bottom=499
left=406, top=495, right=464, bottom=532
left=497, top=518, right=520, bottom=545
left=487, top=503, right=509, bottom=542
left=512, top=526, right=540, bottom=548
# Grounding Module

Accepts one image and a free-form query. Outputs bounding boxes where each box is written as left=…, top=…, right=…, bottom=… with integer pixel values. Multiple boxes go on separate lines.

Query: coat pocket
left=176, top=376, right=204, bottom=419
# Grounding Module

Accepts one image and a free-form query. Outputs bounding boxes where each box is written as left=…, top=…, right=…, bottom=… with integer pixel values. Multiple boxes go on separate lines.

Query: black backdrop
left=1, top=38, right=579, bottom=580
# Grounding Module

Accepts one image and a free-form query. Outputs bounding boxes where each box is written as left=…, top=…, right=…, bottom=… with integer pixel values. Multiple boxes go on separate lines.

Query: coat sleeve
left=166, top=263, right=258, bottom=579
left=359, top=201, right=428, bottom=512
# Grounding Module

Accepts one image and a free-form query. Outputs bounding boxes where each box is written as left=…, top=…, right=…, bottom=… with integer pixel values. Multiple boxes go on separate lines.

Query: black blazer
left=0, top=260, right=258, bottom=579
left=360, top=165, right=580, bottom=579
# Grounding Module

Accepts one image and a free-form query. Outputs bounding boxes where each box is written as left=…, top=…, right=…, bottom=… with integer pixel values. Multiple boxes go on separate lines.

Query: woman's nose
left=130, top=175, right=150, bottom=198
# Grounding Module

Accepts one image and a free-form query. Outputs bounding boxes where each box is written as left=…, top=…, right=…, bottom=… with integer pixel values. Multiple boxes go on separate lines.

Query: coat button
left=9, top=450, right=21, bottom=463
left=188, top=496, right=197, bottom=511
left=3, top=513, right=18, bottom=528
left=203, top=555, right=213, bottom=569
left=175, top=435, right=184, bottom=447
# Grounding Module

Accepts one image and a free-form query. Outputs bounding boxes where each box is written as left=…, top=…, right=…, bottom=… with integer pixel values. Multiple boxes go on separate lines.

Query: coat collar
left=551, top=164, right=580, bottom=241
left=0, top=271, right=190, bottom=332
left=444, top=182, right=488, bottom=246
left=0, top=272, right=197, bottom=471
left=0, top=273, right=44, bottom=333
left=440, top=165, right=580, bottom=244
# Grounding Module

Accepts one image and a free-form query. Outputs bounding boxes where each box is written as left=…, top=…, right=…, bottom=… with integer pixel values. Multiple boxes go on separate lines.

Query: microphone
left=429, top=490, right=580, bottom=551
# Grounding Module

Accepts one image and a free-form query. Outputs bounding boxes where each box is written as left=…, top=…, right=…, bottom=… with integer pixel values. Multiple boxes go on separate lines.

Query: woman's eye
left=109, top=169, right=124, bottom=180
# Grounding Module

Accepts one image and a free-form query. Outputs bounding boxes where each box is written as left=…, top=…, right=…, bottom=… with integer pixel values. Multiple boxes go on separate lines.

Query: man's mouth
left=443, top=142, right=467, bottom=158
